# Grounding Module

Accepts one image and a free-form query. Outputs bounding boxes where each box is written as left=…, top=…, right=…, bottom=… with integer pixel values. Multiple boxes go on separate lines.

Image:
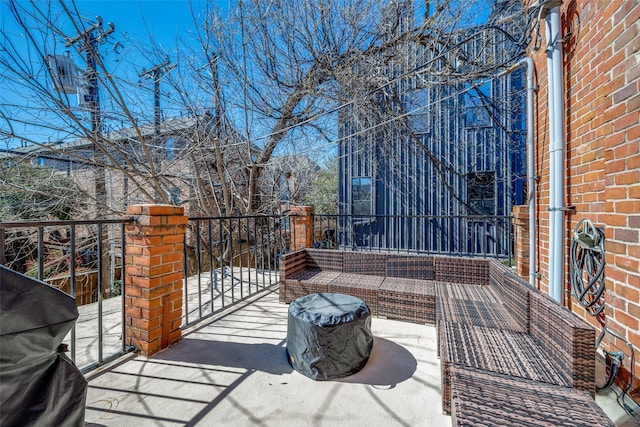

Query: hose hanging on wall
left=569, top=219, right=606, bottom=320
left=570, top=220, right=638, bottom=420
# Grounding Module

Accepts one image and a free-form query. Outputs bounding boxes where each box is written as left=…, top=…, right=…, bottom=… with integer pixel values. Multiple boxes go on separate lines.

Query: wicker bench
left=439, top=260, right=597, bottom=416
left=450, top=366, right=613, bottom=427
left=279, top=249, right=490, bottom=325
left=280, top=249, right=440, bottom=323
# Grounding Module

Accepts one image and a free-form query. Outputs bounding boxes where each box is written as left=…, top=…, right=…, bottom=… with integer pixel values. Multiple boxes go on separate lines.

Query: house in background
left=0, top=112, right=254, bottom=218
left=338, top=0, right=527, bottom=254
left=515, top=0, right=639, bottom=402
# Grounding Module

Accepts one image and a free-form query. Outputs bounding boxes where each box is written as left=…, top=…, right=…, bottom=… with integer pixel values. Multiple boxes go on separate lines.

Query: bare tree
left=0, top=0, right=188, bottom=215
left=1, top=0, right=529, bottom=283
left=171, top=0, right=529, bottom=216
left=1, top=0, right=527, bottom=218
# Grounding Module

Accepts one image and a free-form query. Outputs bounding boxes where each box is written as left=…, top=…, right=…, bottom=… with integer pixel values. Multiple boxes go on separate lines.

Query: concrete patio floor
left=84, top=287, right=637, bottom=427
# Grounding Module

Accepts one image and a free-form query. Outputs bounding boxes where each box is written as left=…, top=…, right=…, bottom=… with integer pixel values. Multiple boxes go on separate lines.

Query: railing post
left=0, top=227, right=5, bottom=266
left=512, top=206, right=529, bottom=277
left=124, top=204, right=187, bottom=356
left=289, top=205, right=314, bottom=251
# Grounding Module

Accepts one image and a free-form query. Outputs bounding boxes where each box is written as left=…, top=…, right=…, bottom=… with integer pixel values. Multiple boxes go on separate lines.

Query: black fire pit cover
left=286, top=292, right=373, bottom=380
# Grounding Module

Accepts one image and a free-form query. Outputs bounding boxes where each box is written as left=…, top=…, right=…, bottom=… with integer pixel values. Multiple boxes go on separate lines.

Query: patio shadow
left=338, top=337, right=417, bottom=387
left=153, top=338, right=293, bottom=376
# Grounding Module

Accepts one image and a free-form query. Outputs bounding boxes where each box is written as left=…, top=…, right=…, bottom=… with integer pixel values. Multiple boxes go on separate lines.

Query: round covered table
left=286, top=292, right=373, bottom=380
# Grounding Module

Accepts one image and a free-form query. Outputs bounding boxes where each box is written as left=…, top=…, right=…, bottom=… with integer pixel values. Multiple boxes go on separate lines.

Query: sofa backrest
left=343, top=252, right=387, bottom=276
left=305, top=248, right=343, bottom=271
left=279, top=249, right=308, bottom=280
left=386, top=254, right=435, bottom=280
left=488, top=260, right=531, bottom=333
left=434, top=256, right=490, bottom=285
left=529, top=289, right=596, bottom=394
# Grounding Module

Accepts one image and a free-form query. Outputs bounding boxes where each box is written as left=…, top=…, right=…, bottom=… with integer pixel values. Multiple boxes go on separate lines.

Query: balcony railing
left=182, top=215, right=291, bottom=326
left=0, top=218, right=132, bottom=372
left=313, top=214, right=514, bottom=262
left=1, top=211, right=512, bottom=372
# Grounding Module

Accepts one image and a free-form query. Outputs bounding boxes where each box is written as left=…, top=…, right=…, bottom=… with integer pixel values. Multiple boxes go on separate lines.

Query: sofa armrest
left=529, top=290, right=596, bottom=395
left=279, top=249, right=309, bottom=281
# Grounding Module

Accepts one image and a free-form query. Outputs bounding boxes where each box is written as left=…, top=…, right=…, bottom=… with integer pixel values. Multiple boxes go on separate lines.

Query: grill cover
left=0, top=266, right=87, bottom=427
left=286, top=292, right=373, bottom=380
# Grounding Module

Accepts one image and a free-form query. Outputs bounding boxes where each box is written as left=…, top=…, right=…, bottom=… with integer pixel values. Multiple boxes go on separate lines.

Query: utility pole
left=65, top=16, right=115, bottom=299
left=65, top=17, right=114, bottom=139
left=65, top=16, right=115, bottom=215
left=139, top=58, right=176, bottom=141
left=139, top=58, right=175, bottom=203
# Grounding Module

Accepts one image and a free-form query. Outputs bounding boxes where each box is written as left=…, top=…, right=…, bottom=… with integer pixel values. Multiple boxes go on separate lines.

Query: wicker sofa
left=279, top=248, right=612, bottom=426
left=279, top=248, right=488, bottom=323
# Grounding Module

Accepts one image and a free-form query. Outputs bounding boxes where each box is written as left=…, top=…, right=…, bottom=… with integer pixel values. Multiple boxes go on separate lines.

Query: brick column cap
left=512, top=205, right=529, bottom=215
left=289, top=205, right=314, bottom=213
left=127, top=204, right=185, bottom=216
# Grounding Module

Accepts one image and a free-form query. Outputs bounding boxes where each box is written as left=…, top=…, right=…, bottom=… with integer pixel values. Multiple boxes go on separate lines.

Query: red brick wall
left=521, top=0, right=639, bottom=398
left=124, top=204, right=187, bottom=356
left=289, top=205, right=314, bottom=251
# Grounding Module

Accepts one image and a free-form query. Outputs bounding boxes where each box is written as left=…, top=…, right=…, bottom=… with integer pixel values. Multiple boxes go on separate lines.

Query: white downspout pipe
left=524, top=58, right=537, bottom=288
left=545, top=3, right=564, bottom=304
left=499, top=58, right=537, bottom=288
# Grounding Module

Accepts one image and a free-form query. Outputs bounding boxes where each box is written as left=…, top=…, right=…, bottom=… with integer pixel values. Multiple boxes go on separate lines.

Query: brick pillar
left=512, top=205, right=530, bottom=279
left=124, top=205, right=187, bottom=356
left=289, top=205, right=314, bottom=251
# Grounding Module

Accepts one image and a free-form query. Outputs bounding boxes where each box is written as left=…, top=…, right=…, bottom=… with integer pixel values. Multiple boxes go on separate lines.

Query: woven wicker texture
left=329, top=273, right=383, bottom=316
left=306, top=249, right=343, bottom=271
left=440, top=321, right=571, bottom=414
left=434, top=296, right=524, bottom=359
left=279, top=250, right=308, bottom=303
left=434, top=256, right=490, bottom=285
left=286, top=281, right=330, bottom=303
left=435, top=282, right=500, bottom=302
left=343, top=252, right=387, bottom=276
left=279, top=250, right=307, bottom=278
left=284, top=270, right=341, bottom=303
left=436, top=296, right=525, bottom=332
left=450, top=366, right=614, bottom=427
left=379, top=278, right=436, bottom=324
left=529, top=289, right=596, bottom=394
left=488, top=260, right=531, bottom=332
left=291, top=269, right=342, bottom=284
left=386, top=255, right=435, bottom=280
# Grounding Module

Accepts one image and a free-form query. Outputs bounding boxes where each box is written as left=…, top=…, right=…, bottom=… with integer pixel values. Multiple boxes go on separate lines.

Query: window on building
left=168, top=187, right=181, bottom=205
left=464, top=82, right=492, bottom=128
left=406, top=89, right=430, bottom=134
left=166, top=138, right=176, bottom=160
left=468, top=171, right=495, bottom=215
left=352, top=177, right=373, bottom=216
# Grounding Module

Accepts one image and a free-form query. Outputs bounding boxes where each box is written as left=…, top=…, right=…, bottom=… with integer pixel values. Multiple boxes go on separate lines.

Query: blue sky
left=1, top=0, right=496, bottom=150
left=69, top=1, right=223, bottom=50
left=0, top=1, right=234, bottom=76
left=0, top=1, right=232, bottom=148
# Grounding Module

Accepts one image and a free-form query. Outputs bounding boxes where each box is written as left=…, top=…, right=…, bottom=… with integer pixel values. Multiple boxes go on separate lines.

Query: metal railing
left=313, top=214, right=514, bottom=262
left=0, top=218, right=133, bottom=372
left=1, top=211, right=511, bottom=373
left=183, top=214, right=292, bottom=326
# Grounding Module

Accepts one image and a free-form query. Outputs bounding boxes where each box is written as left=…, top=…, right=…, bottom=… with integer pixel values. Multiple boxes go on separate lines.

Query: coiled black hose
left=569, top=222, right=606, bottom=319
left=570, top=221, right=638, bottom=419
